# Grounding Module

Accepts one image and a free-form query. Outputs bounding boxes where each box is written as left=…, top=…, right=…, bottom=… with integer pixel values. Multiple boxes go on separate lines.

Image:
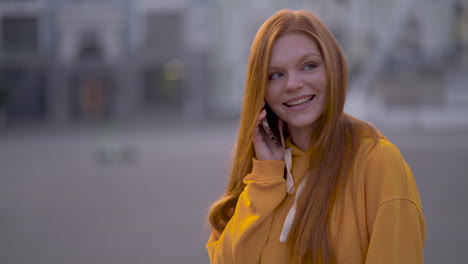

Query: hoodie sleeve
left=362, top=140, right=426, bottom=264
left=206, top=158, right=287, bottom=264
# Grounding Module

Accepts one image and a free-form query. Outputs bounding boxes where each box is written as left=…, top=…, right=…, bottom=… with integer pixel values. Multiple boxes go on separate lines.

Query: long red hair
left=208, top=9, right=378, bottom=263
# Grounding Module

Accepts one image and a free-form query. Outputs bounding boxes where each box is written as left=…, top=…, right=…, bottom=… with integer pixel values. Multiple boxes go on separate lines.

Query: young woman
left=206, top=9, right=425, bottom=264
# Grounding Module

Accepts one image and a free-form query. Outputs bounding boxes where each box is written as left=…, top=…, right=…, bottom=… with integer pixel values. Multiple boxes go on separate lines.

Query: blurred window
left=146, top=13, right=182, bottom=52
left=1, top=16, right=38, bottom=54
left=78, top=31, right=103, bottom=60
left=143, top=65, right=183, bottom=105
left=0, top=66, right=46, bottom=119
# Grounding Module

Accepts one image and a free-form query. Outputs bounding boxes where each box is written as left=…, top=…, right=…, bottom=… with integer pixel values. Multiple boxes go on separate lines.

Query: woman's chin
left=285, top=119, right=318, bottom=132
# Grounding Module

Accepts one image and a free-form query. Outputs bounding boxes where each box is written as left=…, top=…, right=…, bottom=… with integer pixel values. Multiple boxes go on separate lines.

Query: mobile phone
left=262, top=104, right=282, bottom=147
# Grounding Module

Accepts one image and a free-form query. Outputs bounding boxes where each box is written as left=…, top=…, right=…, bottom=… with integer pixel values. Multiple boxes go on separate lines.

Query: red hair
left=208, top=9, right=378, bottom=263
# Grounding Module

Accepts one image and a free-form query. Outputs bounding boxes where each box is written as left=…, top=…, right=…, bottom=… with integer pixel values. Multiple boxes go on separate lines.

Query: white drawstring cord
left=284, top=147, right=295, bottom=194
left=280, top=148, right=307, bottom=243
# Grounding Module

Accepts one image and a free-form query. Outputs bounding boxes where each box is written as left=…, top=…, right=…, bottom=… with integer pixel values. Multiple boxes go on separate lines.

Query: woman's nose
left=285, top=73, right=303, bottom=91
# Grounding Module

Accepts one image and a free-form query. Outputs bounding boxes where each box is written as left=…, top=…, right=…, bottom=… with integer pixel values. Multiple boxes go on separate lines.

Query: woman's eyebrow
left=268, top=52, right=322, bottom=70
left=299, top=52, right=322, bottom=61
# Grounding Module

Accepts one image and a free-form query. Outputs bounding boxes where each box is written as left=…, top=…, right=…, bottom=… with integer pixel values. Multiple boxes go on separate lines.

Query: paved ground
left=0, top=120, right=467, bottom=264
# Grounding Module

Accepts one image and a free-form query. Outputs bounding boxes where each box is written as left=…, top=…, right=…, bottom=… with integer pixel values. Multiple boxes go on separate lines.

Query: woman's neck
left=287, top=124, right=316, bottom=152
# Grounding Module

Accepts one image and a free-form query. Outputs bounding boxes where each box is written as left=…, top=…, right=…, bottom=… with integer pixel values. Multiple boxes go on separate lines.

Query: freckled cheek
left=264, top=84, right=282, bottom=103
left=305, top=75, right=325, bottom=84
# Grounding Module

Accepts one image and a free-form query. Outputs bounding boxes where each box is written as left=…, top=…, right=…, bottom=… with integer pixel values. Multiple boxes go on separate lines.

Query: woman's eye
left=303, top=63, right=317, bottom=70
left=268, top=72, right=283, bottom=80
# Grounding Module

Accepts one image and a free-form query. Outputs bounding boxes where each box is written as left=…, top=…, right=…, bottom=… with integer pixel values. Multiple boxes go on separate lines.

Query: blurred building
left=341, top=0, right=468, bottom=127
left=0, top=0, right=466, bottom=126
left=215, top=0, right=468, bottom=127
left=0, top=0, right=216, bottom=123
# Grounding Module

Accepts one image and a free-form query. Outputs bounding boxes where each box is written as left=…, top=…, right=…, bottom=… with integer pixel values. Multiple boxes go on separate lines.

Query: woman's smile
left=283, top=95, right=316, bottom=111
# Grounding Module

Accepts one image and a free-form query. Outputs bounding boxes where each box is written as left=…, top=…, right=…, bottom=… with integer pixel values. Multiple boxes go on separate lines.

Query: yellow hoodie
left=206, top=136, right=426, bottom=264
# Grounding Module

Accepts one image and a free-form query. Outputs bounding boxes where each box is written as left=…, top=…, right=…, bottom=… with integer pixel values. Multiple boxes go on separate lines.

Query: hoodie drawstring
left=284, top=147, right=295, bottom=194
left=280, top=147, right=307, bottom=243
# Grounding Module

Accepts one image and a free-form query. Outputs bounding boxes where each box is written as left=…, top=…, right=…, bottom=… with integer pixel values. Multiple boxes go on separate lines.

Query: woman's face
left=265, top=32, right=327, bottom=134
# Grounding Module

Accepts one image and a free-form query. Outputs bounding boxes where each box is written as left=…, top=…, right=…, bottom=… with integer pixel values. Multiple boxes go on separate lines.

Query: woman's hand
left=253, top=109, right=285, bottom=161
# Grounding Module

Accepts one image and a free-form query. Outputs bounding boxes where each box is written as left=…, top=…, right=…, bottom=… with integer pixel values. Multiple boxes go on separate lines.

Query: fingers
left=253, top=107, right=286, bottom=161
left=259, top=109, right=266, bottom=120
left=254, top=109, right=267, bottom=142
left=257, top=109, right=266, bottom=126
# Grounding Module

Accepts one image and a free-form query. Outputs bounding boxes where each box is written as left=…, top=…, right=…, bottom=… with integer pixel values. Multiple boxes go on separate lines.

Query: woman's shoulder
left=347, top=116, right=396, bottom=159
left=353, top=133, right=421, bottom=204
left=357, top=133, right=403, bottom=164
left=344, top=116, right=415, bottom=193
left=358, top=134, right=396, bottom=158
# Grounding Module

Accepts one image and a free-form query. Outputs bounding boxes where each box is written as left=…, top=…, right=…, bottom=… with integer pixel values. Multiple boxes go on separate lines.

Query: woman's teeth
left=285, top=96, right=313, bottom=106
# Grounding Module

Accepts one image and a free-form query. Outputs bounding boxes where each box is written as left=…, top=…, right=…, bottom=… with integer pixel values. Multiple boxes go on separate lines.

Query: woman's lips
left=284, top=95, right=315, bottom=111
